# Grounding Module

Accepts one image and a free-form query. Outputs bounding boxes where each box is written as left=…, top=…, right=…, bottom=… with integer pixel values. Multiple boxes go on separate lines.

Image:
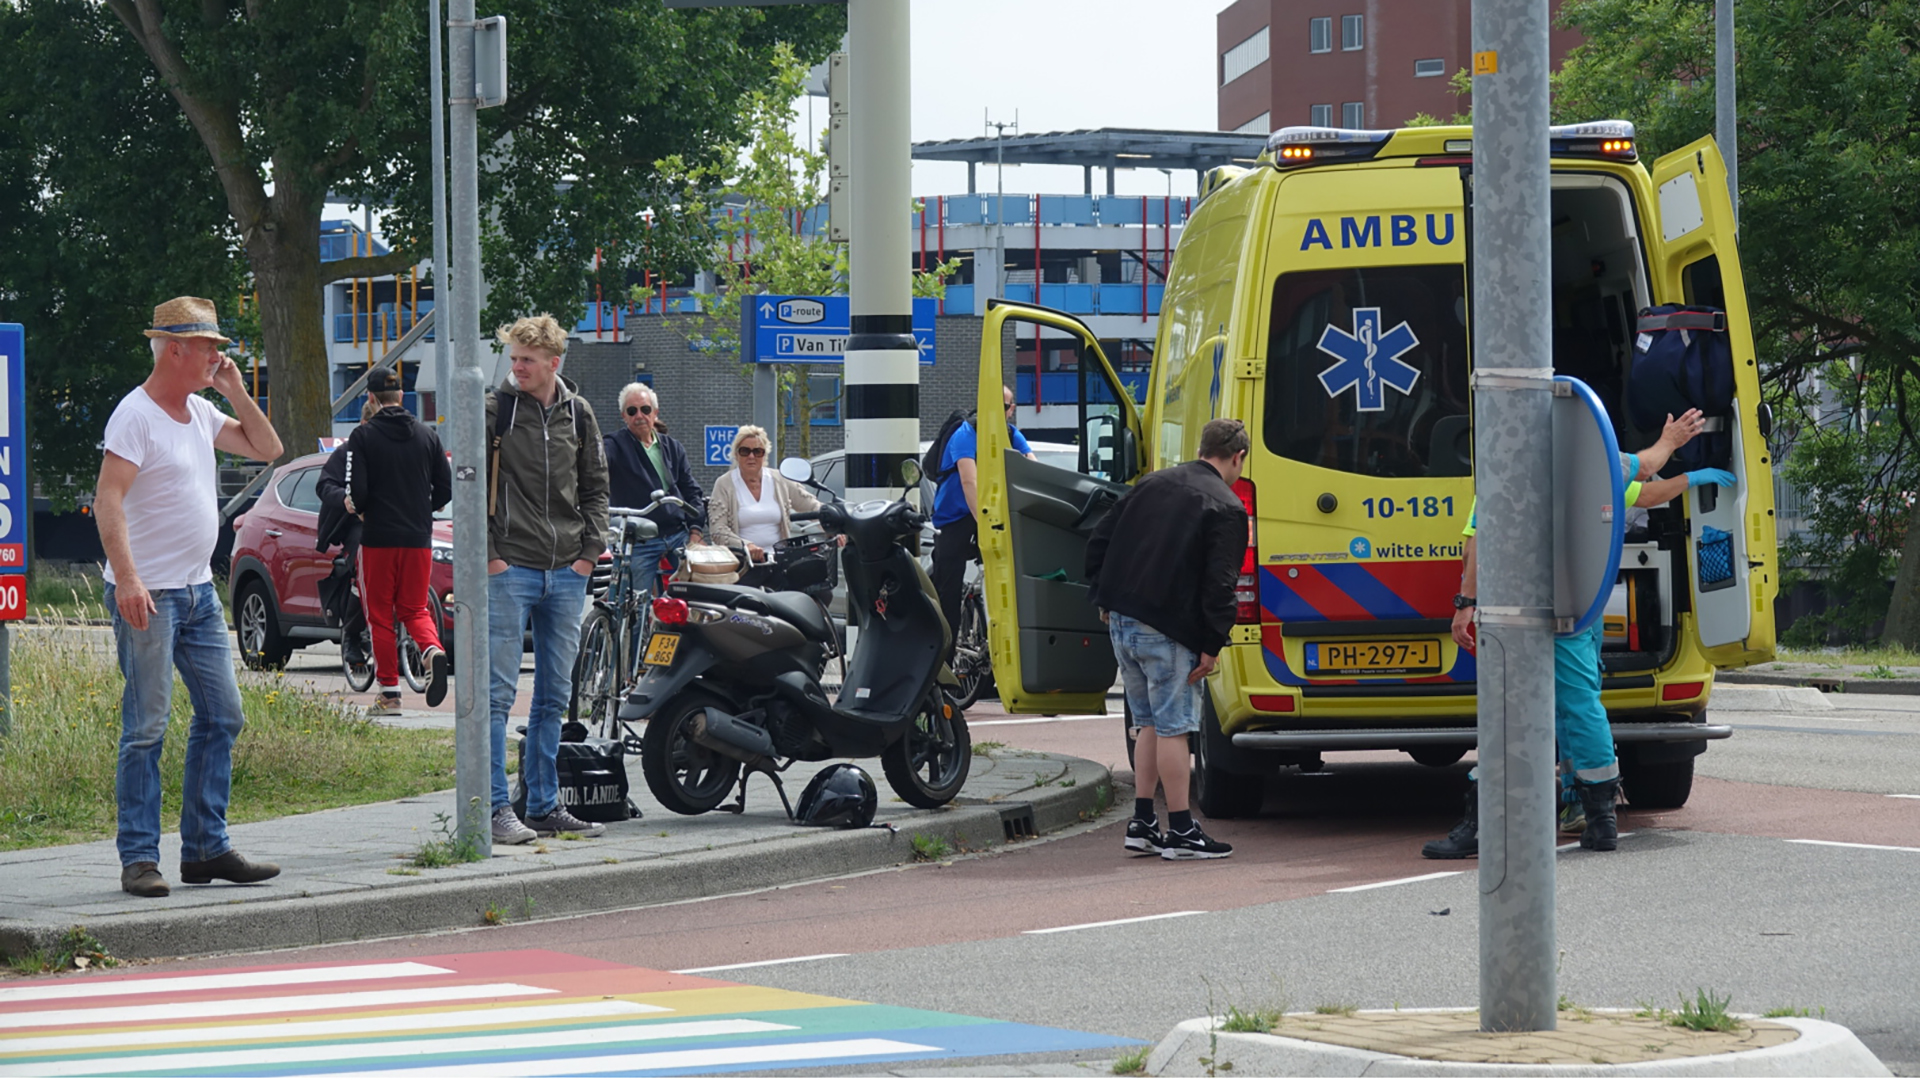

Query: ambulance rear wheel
left=1620, top=756, right=1694, bottom=809
left=1408, top=746, right=1468, bottom=768
left=1192, top=696, right=1265, bottom=819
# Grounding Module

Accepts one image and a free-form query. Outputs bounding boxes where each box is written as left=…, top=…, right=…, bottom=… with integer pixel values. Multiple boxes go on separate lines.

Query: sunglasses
left=736, top=446, right=767, bottom=458
left=625, top=404, right=655, bottom=417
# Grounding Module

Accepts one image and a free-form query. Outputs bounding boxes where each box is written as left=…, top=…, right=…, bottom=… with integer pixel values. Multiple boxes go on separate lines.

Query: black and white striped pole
left=841, top=0, right=917, bottom=503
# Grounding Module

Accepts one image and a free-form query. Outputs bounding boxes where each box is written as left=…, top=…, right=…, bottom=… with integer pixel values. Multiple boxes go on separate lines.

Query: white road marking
left=0, top=983, right=555, bottom=1031
left=322, top=1037, right=941, bottom=1078
left=1557, top=831, right=1636, bottom=852
left=1785, top=838, right=1920, bottom=854
left=1887, top=794, right=1920, bottom=799
left=3, top=1020, right=795, bottom=1077
left=0, top=961, right=453, bottom=1005
left=969, top=714, right=1111, bottom=726
left=1023, top=911, right=1206, bottom=935
left=671, top=953, right=848, bottom=974
left=1329, top=871, right=1463, bottom=893
left=0, top=1001, right=666, bottom=1056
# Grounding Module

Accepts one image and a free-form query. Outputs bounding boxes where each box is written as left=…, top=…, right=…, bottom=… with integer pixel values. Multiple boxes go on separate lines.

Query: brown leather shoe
left=121, top=862, right=170, bottom=898
left=180, top=850, right=281, bottom=885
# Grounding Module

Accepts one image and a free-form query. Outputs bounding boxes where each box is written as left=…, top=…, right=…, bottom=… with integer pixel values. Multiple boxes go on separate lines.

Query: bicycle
left=569, top=495, right=689, bottom=747
left=946, top=561, right=993, bottom=709
left=343, top=621, right=428, bottom=695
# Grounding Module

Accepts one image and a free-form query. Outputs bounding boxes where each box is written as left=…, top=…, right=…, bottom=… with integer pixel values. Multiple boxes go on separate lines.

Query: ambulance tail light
left=1548, top=120, right=1638, bottom=162
left=1233, top=477, right=1260, bottom=624
left=1266, top=127, right=1392, bottom=170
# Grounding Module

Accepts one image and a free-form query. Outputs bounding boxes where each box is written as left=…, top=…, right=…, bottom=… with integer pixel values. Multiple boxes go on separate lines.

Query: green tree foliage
left=1554, top=0, right=1920, bottom=643
left=651, top=44, right=956, bottom=456
left=2, top=0, right=842, bottom=491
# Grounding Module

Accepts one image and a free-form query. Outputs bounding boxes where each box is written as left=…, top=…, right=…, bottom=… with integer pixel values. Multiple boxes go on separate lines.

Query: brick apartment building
left=1216, top=0, right=1584, bottom=134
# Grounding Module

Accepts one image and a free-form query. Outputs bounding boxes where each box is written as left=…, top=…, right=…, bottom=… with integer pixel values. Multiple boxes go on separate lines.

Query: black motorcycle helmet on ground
left=795, top=764, right=878, bottom=828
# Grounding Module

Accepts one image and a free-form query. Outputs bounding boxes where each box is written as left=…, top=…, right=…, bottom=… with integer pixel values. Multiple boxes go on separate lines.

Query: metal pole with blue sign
left=743, top=294, right=937, bottom=366
left=0, top=324, right=26, bottom=738
left=704, top=425, right=741, bottom=468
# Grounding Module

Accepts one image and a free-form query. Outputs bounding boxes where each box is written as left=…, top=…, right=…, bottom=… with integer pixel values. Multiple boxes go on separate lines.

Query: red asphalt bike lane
left=104, top=706, right=1918, bottom=981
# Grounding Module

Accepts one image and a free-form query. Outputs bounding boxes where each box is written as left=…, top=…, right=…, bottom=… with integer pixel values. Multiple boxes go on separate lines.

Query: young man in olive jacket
left=1086, top=418, right=1250, bottom=860
left=484, top=315, right=611, bottom=845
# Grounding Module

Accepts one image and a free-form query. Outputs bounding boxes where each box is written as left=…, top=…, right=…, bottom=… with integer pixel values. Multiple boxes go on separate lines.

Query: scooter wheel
left=882, top=692, right=971, bottom=808
left=640, top=691, right=743, bottom=815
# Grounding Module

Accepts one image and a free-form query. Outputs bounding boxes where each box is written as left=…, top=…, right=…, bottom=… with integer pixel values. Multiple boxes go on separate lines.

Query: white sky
left=336, top=1, right=1224, bottom=233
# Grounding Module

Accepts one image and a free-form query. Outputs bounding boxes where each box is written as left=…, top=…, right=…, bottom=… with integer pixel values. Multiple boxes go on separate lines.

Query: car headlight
left=431, top=544, right=454, bottom=563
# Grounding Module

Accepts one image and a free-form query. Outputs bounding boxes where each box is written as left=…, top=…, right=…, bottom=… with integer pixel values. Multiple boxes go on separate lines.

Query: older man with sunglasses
left=603, top=382, right=706, bottom=593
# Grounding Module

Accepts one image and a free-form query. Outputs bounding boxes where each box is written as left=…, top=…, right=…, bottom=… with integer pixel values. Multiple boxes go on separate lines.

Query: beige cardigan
left=707, top=469, right=821, bottom=550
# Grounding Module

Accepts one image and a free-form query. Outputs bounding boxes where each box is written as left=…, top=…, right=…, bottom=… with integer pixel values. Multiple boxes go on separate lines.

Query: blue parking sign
left=704, top=425, right=739, bottom=467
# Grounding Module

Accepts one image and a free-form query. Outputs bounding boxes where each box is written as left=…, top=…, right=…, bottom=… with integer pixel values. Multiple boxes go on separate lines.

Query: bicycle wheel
left=570, top=604, right=621, bottom=734
left=343, top=626, right=375, bottom=693
left=948, top=589, right=992, bottom=710
left=399, top=625, right=429, bottom=694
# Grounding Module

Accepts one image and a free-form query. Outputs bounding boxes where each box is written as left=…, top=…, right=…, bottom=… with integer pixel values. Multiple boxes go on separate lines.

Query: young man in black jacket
left=337, top=368, right=453, bottom=714
left=1086, top=418, right=1250, bottom=860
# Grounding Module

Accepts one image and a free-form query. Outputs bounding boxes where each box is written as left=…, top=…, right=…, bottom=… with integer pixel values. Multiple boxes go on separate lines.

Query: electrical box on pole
left=474, top=15, right=508, bottom=108
left=827, top=51, right=851, bottom=244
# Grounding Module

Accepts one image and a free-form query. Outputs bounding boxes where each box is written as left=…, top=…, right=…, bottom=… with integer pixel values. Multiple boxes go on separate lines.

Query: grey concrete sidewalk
left=0, top=746, right=1115, bottom=962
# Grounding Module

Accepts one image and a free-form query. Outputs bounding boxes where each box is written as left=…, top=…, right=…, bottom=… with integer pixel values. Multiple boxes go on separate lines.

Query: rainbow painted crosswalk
left=0, top=950, right=1139, bottom=1076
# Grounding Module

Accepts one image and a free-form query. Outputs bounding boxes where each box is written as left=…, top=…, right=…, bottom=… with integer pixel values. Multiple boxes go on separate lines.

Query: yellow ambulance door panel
left=974, top=303, right=1145, bottom=714
left=1648, top=138, right=1777, bottom=665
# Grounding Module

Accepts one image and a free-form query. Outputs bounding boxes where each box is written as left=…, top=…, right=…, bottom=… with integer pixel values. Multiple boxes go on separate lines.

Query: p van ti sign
left=0, top=324, right=23, bottom=621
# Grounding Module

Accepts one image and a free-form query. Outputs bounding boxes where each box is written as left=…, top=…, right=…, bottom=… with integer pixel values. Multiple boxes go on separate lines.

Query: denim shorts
left=1110, top=612, right=1202, bottom=738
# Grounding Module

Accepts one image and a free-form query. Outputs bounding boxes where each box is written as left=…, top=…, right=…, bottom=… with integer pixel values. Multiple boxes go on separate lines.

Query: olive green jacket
left=485, top=376, right=610, bottom=569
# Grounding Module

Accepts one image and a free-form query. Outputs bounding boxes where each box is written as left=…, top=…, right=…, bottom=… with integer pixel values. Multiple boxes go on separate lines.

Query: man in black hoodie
left=338, top=368, right=453, bottom=713
left=1086, top=418, right=1250, bottom=861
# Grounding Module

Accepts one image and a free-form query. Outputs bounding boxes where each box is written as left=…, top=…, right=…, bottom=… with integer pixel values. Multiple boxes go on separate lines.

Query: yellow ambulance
left=968, top=120, right=1775, bottom=818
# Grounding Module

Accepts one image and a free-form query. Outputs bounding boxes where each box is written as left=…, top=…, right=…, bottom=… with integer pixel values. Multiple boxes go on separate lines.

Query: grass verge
left=1774, top=644, right=1920, bottom=669
left=25, top=564, right=111, bottom=622
left=0, top=624, right=456, bottom=850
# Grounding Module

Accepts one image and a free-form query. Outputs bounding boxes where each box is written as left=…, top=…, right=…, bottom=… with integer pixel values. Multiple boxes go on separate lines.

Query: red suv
left=227, top=452, right=454, bottom=669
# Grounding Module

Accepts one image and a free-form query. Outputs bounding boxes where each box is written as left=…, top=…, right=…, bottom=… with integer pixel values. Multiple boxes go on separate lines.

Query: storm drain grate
left=1000, top=803, right=1037, bottom=842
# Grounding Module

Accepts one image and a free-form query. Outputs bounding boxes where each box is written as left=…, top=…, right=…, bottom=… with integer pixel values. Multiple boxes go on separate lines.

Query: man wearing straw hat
left=94, top=297, right=285, bottom=898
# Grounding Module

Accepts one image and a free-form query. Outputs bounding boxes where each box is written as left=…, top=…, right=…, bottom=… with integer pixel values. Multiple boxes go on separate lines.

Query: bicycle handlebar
left=609, top=495, right=688, bottom=519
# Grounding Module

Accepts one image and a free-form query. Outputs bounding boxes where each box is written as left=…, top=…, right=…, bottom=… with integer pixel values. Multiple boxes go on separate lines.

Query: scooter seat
left=670, top=581, right=834, bottom=643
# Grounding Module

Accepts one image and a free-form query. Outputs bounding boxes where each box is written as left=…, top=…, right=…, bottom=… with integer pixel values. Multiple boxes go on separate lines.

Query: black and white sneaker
left=1160, top=825, right=1233, bottom=860
left=1124, top=818, right=1165, bottom=855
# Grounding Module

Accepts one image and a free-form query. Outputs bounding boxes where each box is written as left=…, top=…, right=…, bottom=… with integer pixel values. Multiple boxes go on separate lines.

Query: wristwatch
left=1452, top=593, right=1477, bottom=609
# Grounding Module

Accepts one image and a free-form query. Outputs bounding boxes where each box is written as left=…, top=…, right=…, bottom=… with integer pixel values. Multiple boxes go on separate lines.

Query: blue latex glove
left=1686, top=468, right=1737, bottom=489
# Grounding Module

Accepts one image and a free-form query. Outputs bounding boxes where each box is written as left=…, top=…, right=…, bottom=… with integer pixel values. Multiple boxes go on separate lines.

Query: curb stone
left=1146, top=1014, right=1891, bottom=1078
left=0, top=754, right=1115, bottom=963
left=1716, top=670, right=1920, bottom=696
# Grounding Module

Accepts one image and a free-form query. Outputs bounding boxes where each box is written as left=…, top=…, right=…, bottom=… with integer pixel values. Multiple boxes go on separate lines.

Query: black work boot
left=1422, top=783, right=1478, bottom=859
left=1577, top=778, right=1620, bottom=852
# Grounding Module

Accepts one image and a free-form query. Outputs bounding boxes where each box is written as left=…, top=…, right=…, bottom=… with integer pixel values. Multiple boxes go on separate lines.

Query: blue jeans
left=1111, top=612, right=1202, bottom=738
left=625, top=528, right=687, bottom=599
left=106, top=582, right=245, bottom=867
left=1554, top=623, right=1619, bottom=783
left=487, top=565, right=589, bottom=817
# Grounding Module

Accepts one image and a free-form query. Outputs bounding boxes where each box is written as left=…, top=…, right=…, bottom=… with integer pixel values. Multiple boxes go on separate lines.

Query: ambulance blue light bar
left=1266, top=126, right=1394, bottom=169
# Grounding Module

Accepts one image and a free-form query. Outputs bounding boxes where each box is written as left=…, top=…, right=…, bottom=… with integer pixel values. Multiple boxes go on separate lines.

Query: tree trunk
left=1880, top=498, right=1920, bottom=647
left=245, top=200, right=330, bottom=465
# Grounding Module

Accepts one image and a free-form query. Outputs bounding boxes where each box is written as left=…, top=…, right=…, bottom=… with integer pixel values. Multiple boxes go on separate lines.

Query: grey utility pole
left=986, top=112, right=1016, bottom=311
left=1716, top=0, right=1737, bottom=224
left=842, top=0, right=917, bottom=503
left=1469, top=0, right=1558, bottom=1032
left=446, top=0, right=492, bottom=857
left=429, top=0, right=451, bottom=426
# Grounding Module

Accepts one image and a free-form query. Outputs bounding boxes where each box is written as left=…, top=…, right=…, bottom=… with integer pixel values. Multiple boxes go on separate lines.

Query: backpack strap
left=1637, top=309, right=1725, bottom=333
left=489, top=388, right=516, bottom=516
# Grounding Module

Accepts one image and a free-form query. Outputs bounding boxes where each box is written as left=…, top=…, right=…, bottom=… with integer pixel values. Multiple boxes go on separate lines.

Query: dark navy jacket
left=603, top=428, right=706, bottom=536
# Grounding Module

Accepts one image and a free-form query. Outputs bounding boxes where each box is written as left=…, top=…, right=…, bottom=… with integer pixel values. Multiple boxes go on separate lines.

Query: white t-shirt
left=101, top=389, right=227, bottom=589
left=732, top=470, right=784, bottom=550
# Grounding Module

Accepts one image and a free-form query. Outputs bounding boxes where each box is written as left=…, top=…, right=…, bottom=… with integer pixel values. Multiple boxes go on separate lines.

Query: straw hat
left=143, top=296, right=232, bottom=344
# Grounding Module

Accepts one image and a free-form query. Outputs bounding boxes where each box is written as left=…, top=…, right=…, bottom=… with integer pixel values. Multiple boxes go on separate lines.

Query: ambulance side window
left=1262, top=265, right=1470, bottom=479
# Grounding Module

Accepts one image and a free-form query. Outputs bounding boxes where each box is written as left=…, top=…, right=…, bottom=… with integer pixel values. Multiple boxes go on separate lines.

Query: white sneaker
left=490, top=806, right=536, bottom=845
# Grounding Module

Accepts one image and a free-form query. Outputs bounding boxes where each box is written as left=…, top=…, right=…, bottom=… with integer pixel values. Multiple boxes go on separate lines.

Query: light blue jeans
left=106, top=582, right=245, bottom=868
left=487, top=565, right=588, bottom=817
left=1111, top=612, right=1202, bottom=738
left=625, top=528, right=687, bottom=599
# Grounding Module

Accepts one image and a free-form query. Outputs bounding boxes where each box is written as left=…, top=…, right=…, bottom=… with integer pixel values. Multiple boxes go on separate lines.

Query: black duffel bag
left=511, top=736, right=637, bottom=823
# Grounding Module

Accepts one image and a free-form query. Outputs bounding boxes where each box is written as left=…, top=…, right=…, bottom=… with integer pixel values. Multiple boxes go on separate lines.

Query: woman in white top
left=706, top=425, right=822, bottom=563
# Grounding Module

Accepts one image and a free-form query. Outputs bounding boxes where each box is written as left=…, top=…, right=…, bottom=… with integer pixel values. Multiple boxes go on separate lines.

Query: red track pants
left=357, top=546, right=441, bottom=692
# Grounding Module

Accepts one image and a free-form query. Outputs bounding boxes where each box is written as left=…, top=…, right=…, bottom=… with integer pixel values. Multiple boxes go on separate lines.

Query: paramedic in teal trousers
left=1424, top=409, right=1733, bottom=858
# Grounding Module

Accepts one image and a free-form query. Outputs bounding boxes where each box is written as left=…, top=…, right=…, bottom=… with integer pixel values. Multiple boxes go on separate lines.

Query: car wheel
left=236, top=578, right=292, bottom=670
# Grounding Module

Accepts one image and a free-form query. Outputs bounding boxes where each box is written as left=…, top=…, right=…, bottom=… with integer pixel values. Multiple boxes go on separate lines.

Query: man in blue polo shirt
left=930, top=384, right=1035, bottom=654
